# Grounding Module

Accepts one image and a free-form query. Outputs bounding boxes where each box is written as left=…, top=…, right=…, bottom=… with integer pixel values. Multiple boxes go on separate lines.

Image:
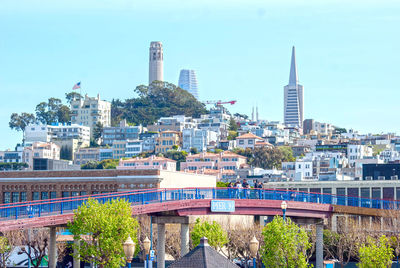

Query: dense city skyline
left=1, top=0, right=400, bottom=148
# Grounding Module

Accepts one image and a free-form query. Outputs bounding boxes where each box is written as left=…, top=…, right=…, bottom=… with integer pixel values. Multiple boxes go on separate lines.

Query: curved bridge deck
left=0, top=188, right=398, bottom=231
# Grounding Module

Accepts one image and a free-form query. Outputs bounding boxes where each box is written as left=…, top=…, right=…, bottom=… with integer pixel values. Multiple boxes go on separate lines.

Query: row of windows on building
left=123, top=162, right=161, bottom=167
left=238, top=140, right=254, bottom=145
left=187, top=166, right=236, bottom=170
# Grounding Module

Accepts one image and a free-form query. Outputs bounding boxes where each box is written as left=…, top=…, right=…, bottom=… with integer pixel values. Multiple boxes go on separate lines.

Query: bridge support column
left=331, top=215, right=337, bottom=232
left=316, top=222, right=323, bottom=268
left=157, top=223, right=166, bottom=268
left=73, top=238, right=80, bottom=268
left=181, top=223, right=189, bottom=256
left=49, top=227, right=57, bottom=268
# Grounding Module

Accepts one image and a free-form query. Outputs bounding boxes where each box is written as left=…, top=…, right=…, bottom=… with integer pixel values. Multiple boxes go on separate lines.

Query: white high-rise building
left=149, top=41, right=163, bottom=84
left=70, top=94, right=111, bottom=134
left=178, top=69, right=199, bottom=99
left=284, top=46, right=304, bottom=128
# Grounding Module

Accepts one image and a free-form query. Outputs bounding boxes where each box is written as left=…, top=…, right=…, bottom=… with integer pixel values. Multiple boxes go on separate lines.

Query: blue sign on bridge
left=211, top=200, right=235, bottom=212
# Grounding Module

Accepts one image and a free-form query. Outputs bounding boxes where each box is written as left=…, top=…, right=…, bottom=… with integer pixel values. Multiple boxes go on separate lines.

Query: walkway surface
left=0, top=187, right=398, bottom=231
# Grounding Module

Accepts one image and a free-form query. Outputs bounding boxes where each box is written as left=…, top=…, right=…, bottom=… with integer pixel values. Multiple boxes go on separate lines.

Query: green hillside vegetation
left=111, top=81, right=208, bottom=126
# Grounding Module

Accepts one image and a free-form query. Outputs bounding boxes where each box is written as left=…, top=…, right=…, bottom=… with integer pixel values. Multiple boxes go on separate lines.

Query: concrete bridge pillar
left=316, top=223, right=324, bottom=268
left=73, top=238, right=80, bottom=268
left=152, top=216, right=193, bottom=268
left=157, top=223, right=166, bottom=268
left=49, top=227, right=57, bottom=268
left=180, top=223, right=189, bottom=256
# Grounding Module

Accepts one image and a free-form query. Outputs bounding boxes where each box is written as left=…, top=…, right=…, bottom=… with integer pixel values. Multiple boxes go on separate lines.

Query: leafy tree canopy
left=65, top=91, right=83, bottom=104
left=191, top=218, right=229, bottom=251
left=9, top=113, right=36, bottom=132
left=261, top=216, right=311, bottom=268
left=233, top=147, right=294, bottom=169
left=358, top=235, right=394, bottom=268
left=35, top=98, right=70, bottom=125
left=228, top=118, right=238, bottom=131
left=81, top=159, right=119, bottom=170
left=111, top=81, right=208, bottom=126
left=68, top=198, right=139, bottom=268
left=163, top=150, right=187, bottom=171
left=93, top=122, right=104, bottom=143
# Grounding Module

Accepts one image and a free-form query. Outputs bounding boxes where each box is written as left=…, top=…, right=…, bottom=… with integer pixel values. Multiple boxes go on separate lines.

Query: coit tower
left=149, top=41, right=163, bottom=84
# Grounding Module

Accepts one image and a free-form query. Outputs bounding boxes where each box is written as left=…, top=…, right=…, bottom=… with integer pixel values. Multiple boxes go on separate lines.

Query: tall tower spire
left=284, top=46, right=304, bottom=129
left=256, top=105, right=259, bottom=122
left=288, top=46, right=298, bottom=85
left=251, top=106, right=255, bottom=121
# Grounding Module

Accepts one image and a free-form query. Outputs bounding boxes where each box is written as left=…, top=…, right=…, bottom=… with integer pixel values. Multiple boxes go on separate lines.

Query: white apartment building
left=24, top=124, right=90, bottom=145
left=125, top=140, right=143, bottom=158
left=70, top=94, right=111, bottom=133
left=235, top=133, right=265, bottom=150
left=118, top=156, right=176, bottom=171
left=182, top=128, right=218, bottom=152
left=295, top=159, right=313, bottom=181
left=379, top=149, right=400, bottom=163
left=347, top=144, right=373, bottom=166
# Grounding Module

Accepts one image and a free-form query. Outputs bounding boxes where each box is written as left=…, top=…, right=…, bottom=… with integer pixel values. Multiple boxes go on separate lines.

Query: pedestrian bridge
left=0, top=187, right=398, bottom=232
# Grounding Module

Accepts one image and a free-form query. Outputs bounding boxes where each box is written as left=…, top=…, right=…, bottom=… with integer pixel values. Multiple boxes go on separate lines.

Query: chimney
left=200, top=237, right=209, bottom=246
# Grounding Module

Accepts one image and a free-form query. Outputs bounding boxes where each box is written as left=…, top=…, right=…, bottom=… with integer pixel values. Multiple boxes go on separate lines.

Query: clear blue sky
left=1, top=0, right=399, bottom=149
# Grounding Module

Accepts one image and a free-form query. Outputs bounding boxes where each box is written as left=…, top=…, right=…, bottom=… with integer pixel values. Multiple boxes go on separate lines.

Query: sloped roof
left=236, top=133, right=263, bottom=140
left=168, top=237, right=237, bottom=268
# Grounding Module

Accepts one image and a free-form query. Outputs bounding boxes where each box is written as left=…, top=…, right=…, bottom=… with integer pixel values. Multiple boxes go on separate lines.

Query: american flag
left=72, top=82, right=81, bottom=90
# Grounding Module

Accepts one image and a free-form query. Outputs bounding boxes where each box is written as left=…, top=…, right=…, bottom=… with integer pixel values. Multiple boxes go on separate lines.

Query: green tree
left=228, top=117, right=238, bottom=131
left=334, top=127, right=347, bottom=134
left=163, top=150, right=188, bottom=171
left=358, top=235, right=394, bottom=268
left=227, top=130, right=238, bottom=140
left=99, top=159, right=119, bottom=169
left=190, top=147, right=198, bottom=154
left=35, top=98, right=70, bottom=124
left=191, top=218, right=229, bottom=251
left=216, top=181, right=229, bottom=187
left=93, top=122, right=104, bottom=144
left=233, top=113, right=248, bottom=120
left=112, top=81, right=208, bottom=126
left=68, top=198, right=139, bottom=268
left=65, top=91, right=82, bottom=104
left=0, top=162, right=28, bottom=171
left=9, top=112, right=36, bottom=132
left=0, top=236, right=11, bottom=268
left=278, top=146, right=296, bottom=162
left=261, top=216, right=311, bottom=268
left=81, top=160, right=102, bottom=170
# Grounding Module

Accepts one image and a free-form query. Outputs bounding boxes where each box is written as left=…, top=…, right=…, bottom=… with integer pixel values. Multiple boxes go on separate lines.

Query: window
left=72, top=191, right=79, bottom=197
left=80, top=191, right=87, bottom=196
left=41, top=192, right=49, bottom=200
left=12, top=192, right=19, bottom=203
left=32, top=192, right=40, bottom=201
left=62, top=192, right=70, bottom=198
left=3, top=192, right=11, bottom=204
left=50, top=192, right=57, bottom=199
left=20, top=192, right=27, bottom=202
left=239, top=140, right=244, bottom=145
left=248, top=140, right=254, bottom=145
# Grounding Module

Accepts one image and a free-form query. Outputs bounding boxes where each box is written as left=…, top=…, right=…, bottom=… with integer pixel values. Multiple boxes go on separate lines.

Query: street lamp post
left=143, top=237, right=151, bottom=268
left=281, top=201, right=288, bottom=222
left=123, top=236, right=136, bottom=268
left=249, top=236, right=259, bottom=268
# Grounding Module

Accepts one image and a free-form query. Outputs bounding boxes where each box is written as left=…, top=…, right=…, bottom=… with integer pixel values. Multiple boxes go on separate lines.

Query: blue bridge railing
left=0, top=188, right=399, bottom=221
